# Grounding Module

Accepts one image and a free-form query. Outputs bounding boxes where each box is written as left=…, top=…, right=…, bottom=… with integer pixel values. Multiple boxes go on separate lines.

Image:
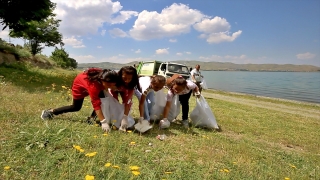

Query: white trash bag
left=167, top=95, right=180, bottom=122
left=200, top=78, right=208, bottom=90
left=101, top=91, right=135, bottom=128
left=150, top=89, right=167, bottom=120
left=190, top=95, right=219, bottom=129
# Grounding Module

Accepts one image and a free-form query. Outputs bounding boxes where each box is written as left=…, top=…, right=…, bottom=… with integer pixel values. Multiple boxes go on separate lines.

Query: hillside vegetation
left=1, top=62, right=319, bottom=179
left=78, top=60, right=320, bottom=72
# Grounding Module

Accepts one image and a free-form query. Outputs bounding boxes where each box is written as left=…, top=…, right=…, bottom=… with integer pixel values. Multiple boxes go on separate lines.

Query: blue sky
left=1, top=0, right=319, bottom=66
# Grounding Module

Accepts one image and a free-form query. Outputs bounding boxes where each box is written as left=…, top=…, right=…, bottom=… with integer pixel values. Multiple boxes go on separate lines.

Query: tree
left=9, top=16, right=64, bottom=55
left=0, top=0, right=54, bottom=32
left=50, top=47, right=77, bottom=69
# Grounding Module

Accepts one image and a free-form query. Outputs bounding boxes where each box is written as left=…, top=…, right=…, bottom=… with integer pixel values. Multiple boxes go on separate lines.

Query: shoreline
left=204, top=88, right=320, bottom=106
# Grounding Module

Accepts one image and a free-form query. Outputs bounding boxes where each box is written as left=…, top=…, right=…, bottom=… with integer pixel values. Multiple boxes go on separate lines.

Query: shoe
left=159, top=119, right=170, bottom=129
left=41, top=109, right=53, bottom=120
left=182, top=120, right=189, bottom=128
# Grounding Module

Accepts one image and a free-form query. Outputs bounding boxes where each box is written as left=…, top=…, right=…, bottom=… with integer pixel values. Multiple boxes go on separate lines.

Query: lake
left=201, top=71, right=320, bottom=104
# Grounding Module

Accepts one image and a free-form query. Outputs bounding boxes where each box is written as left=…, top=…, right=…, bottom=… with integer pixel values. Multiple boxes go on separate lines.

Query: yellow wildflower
left=105, top=163, right=112, bottom=167
left=127, top=130, right=132, bottom=133
left=85, top=175, right=95, bottom=180
left=103, top=133, right=108, bottom=136
left=112, top=165, right=120, bottom=169
left=164, top=172, right=172, bottom=174
left=223, top=169, right=230, bottom=173
left=93, top=135, right=98, bottom=138
left=62, top=85, right=67, bottom=89
left=130, top=142, right=136, bottom=145
left=79, top=149, right=85, bottom=153
left=284, top=178, right=290, bottom=180
left=94, top=124, right=99, bottom=127
left=129, top=166, right=140, bottom=171
left=131, top=171, right=140, bottom=176
left=4, top=166, right=10, bottom=170
left=289, top=164, right=296, bottom=169
left=73, top=145, right=82, bottom=150
left=85, top=152, right=97, bottom=157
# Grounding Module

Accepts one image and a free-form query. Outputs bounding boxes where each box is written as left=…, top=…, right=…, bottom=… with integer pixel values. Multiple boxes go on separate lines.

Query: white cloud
left=129, top=3, right=205, bottom=40
left=156, top=48, right=169, bottom=55
left=98, top=56, right=152, bottom=64
left=185, top=51, right=191, bottom=54
left=194, top=16, right=242, bottom=43
left=296, top=52, right=316, bottom=59
left=63, top=36, right=85, bottom=48
left=169, top=39, right=177, bottom=42
left=0, top=27, right=9, bottom=39
left=135, top=49, right=141, bottom=53
left=52, top=0, right=137, bottom=36
left=97, top=46, right=102, bottom=48
left=109, top=28, right=128, bottom=37
left=176, top=52, right=182, bottom=56
left=101, top=30, right=106, bottom=36
left=73, top=55, right=95, bottom=63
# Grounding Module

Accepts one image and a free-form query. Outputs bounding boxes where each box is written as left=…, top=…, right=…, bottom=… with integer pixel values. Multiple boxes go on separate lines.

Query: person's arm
left=95, top=109, right=105, bottom=121
left=190, top=70, right=196, bottom=82
left=162, top=100, right=172, bottom=119
left=139, top=94, right=146, bottom=118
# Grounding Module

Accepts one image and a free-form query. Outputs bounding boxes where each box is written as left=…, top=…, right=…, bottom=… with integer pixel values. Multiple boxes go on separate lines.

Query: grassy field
left=1, top=63, right=320, bottom=180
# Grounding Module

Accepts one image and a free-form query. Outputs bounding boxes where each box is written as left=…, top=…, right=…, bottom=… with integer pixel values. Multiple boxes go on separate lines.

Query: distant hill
left=77, top=60, right=320, bottom=72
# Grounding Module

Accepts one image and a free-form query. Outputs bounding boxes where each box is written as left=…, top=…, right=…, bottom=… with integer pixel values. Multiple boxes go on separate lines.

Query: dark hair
left=166, top=74, right=187, bottom=88
left=85, top=68, right=118, bottom=83
left=151, top=75, right=166, bottom=85
left=117, top=66, right=139, bottom=90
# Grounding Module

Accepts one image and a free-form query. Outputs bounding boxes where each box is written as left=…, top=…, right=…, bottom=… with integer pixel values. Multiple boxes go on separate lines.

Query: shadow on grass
left=0, top=63, right=77, bottom=93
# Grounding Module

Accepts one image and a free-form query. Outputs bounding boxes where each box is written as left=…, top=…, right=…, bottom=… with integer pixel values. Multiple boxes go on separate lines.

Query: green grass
left=1, top=64, right=319, bottom=180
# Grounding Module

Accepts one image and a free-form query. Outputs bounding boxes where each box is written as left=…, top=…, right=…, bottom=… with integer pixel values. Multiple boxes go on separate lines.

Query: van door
left=158, top=63, right=167, bottom=77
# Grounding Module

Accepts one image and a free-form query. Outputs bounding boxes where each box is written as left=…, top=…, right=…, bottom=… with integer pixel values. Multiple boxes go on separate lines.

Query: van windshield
left=167, top=64, right=189, bottom=74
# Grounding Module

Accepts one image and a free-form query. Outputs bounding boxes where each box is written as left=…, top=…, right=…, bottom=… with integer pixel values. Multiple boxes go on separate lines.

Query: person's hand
left=139, top=117, right=144, bottom=123
left=195, top=91, right=201, bottom=98
left=119, top=115, right=128, bottom=131
left=100, top=119, right=110, bottom=132
left=159, top=118, right=170, bottom=129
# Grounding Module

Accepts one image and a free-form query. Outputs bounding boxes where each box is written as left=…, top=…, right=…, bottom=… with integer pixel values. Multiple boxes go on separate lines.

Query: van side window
left=160, top=64, right=167, bottom=71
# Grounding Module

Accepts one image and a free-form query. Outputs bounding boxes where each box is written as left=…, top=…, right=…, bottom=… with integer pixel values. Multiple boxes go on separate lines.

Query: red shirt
left=109, top=86, right=134, bottom=106
left=72, top=72, right=105, bottom=110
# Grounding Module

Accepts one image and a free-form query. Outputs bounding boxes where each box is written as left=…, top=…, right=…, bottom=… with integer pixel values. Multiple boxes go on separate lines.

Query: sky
left=1, top=0, right=319, bottom=66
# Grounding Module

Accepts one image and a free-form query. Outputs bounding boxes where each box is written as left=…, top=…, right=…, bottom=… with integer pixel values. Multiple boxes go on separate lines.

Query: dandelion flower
left=85, top=152, right=97, bottom=157
left=233, top=162, right=237, bottom=164
left=164, top=172, right=172, bottom=174
left=284, top=178, right=290, bottom=180
left=4, top=166, right=10, bottom=170
left=127, top=130, right=132, bottom=133
left=73, top=145, right=82, bottom=150
left=103, top=133, right=108, bottom=136
left=94, top=124, right=99, bottom=127
left=130, top=142, right=136, bottom=145
left=289, top=164, right=296, bottom=169
left=62, top=86, right=67, bottom=89
left=85, top=175, right=95, bottom=180
left=223, top=169, right=230, bottom=173
left=129, top=166, right=140, bottom=171
left=105, top=163, right=112, bottom=167
left=131, top=171, right=140, bottom=176
left=93, top=135, right=98, bottom=138
left=79, top=149, right=85, bottom=153
left=112, top=165, right=120, bottom=169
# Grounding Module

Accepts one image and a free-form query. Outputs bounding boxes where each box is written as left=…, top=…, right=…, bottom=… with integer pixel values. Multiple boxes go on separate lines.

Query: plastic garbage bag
left=167, top=95, right=180, bottom=122
left=200, top=78, right=208, bottom=90
left=100, top=91, right=135, bottom=128
left=190, top=95, right=219, bottom=129
left=134, top=120, right=153, bottom=133
left=150, top=89, right=167, bottom=120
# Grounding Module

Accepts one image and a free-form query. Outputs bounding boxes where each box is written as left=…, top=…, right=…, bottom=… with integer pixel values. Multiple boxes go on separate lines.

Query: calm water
left=201, top=71, right=320, bottom=104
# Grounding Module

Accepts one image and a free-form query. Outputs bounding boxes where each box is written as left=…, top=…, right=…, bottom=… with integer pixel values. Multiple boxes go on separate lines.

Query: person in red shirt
left=40, top=68, right=118, bottom=132
left=109, top=66, right=140, bottom=131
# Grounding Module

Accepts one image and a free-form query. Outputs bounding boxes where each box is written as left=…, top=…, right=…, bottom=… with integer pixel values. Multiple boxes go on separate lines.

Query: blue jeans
left=143, top=91, right=155, bottom=121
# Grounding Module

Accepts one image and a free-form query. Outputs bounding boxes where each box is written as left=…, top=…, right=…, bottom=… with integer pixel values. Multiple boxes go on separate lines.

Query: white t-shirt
left=166, top=80, right=197, bottom=101
left=190, top=69, right=202, bottom=82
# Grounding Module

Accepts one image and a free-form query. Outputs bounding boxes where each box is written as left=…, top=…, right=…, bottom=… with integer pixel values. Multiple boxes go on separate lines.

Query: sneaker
left=182, top=120, right=189, bottom=128
left=41, top=109, right=53, bottom=120
left=159, top=119, right=170, bottom=129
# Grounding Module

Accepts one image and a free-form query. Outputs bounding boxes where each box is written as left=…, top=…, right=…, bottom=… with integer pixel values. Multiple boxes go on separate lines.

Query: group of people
left=41, top=65, right=204, bottom=132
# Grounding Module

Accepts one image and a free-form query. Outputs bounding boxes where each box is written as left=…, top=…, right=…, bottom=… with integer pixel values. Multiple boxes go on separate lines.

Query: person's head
left=150, top=75, right=166, bottom=91
left=166, top=74, right=187, bottom=94
left=86, top=68, right=118, bottom=89
left=117, top=66, right=139, bottom=90
left=195, top=64, right=200, bottom=71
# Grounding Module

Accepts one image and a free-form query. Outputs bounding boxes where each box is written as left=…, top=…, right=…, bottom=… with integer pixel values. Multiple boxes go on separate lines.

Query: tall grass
left=0, top=64, right=319, bottom=180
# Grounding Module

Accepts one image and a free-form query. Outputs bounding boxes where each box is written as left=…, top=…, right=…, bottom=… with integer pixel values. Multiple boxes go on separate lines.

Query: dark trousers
left=53, top=98, right=84, bottom=115
left=179, top=90, right=192, bottom=120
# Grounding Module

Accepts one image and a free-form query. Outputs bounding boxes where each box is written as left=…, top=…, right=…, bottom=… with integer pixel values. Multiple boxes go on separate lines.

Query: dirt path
left=201, top=92, right=320, bottom=120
